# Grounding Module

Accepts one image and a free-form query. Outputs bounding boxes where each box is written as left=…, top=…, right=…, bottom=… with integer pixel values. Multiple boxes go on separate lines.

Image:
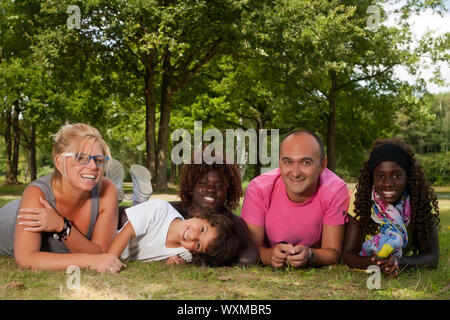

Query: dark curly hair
left=354, top=138, right=440, bottom=254
left=189, top=207, right=239, bottom=266
left=178, top=152, right=243, bottom=212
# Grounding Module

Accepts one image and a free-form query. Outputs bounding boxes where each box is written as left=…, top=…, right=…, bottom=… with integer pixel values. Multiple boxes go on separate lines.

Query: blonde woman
left=0, top=123, right=124, bottom=273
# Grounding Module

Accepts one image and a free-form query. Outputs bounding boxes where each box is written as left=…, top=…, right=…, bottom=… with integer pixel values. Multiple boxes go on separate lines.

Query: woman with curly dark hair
left=171, top=157, right=259, bottom=266
left=342, top=138, right=440, bottom=277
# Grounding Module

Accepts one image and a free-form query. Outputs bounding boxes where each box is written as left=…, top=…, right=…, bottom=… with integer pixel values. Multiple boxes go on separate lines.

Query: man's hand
left=270, top=243, right=295, bottom=268
left=286, top=245, right=310, bottom=268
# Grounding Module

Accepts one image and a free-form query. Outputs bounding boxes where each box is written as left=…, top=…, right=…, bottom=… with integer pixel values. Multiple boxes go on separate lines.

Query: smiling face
left=192, top=170, right=227, bottom=212
left=373, top=161, right=408, bottom=204
left=177, top=218, right=217, bottom=253
left=279, top=133, right=326, bottom=203
left=56, top=139, right=105, bottom=192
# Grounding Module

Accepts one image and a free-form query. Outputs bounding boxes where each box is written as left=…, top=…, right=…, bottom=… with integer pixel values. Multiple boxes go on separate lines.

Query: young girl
left=109, top=199, right=239, bottom=269
left=342, top=138, right=440, bottom=276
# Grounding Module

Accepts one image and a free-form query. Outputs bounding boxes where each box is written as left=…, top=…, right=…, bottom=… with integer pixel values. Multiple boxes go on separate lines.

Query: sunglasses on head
left=61, top=152, right=109, bottom=167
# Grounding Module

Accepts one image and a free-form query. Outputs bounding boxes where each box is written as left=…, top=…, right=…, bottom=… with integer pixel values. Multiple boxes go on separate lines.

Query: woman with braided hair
left=342, top=138, right=440, bottom=276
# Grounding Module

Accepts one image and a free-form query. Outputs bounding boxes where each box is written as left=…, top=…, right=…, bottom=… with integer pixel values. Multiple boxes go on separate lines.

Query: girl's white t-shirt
left=120, top=199, right=192, bottom=262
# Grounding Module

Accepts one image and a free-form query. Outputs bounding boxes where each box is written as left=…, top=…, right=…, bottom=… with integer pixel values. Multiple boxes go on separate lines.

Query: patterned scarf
left=359, top=189, right=410, bottom=259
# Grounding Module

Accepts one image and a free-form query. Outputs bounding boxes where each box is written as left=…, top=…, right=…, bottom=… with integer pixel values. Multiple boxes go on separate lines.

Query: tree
left=395, top=92, right=450, bottom=154
left=242, top=0, right=449, bottom=171
left=61, top=0, right=250, bottom=189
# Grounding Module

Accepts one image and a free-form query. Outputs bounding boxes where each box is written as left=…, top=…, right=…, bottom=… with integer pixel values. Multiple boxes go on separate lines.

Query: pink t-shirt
left=241, top=168, right=349, bottom=248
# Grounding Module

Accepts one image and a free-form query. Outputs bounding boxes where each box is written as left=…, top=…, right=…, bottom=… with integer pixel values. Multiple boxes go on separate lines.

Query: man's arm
left=245, top=222, right=291, bottom=267
left=312, top=224, right=344, bottom=266
left=286, top=224, right=345, bottom=268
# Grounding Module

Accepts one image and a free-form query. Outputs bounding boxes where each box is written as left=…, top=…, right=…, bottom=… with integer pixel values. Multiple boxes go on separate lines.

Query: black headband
left=369, top=144, right=411, bottom=174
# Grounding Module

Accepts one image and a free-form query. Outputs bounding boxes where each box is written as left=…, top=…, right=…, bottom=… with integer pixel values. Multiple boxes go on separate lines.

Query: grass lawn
left=0, top=183, right=449, bottom=300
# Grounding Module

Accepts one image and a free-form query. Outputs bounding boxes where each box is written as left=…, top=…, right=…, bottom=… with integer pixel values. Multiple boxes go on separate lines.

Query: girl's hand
left=18, top=197, right=64, bottom=233
left=371, top=254, right=399, bottom=277
left=166, top=255, right=186, bottom=265
left=88, top=253, right=126, bottom=274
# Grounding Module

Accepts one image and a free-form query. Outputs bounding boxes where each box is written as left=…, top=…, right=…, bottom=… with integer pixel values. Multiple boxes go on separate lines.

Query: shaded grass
left=0, top=185, right=449, bottom=300
left=0, top=184, right=26, bottom=196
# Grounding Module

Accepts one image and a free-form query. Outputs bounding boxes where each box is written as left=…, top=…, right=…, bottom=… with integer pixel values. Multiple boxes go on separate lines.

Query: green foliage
left=0, top=0, right=449, bottom=184
left=395, top=92, right=450, bottom=154
left=416, top=152, right=450, bottom=186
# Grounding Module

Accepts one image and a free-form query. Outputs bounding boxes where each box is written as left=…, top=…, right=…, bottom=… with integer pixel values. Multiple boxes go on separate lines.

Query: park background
left=0, top=0, right=449, bottom=300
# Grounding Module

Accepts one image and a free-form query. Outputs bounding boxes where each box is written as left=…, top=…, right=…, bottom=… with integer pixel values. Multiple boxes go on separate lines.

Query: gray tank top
left=0, top=173, right=100, bottom=256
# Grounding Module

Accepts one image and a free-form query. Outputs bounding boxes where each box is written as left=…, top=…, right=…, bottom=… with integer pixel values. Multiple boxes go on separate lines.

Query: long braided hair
left=354, top=138, right=440, bottom=254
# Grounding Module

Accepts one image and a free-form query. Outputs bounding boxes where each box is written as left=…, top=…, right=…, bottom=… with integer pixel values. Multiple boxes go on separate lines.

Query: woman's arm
left=342, top=216, right=373, bottom=269
left=232, top=216, right=259, bottom=265
left=342, top=221, right=398, bottom=276
left=245, top=222, right=269, bottom=264
left=343, top=216, right=440, bottom=271
left=22, top=178, right=118, bottom=254
left=89, top=178, right=119, bottom=252
left=14, top=185, right=57, bottom=269
left=14, top=180, right=119, bottom=270
left=398, top=220, right=439, bottom=269
left=19, top=195, right=107, bottom=255
left=14, top=186, right=122, bottom=272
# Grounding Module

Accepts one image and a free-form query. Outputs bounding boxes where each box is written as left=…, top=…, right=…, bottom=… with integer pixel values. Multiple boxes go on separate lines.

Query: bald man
left=241, top=130, right=350, bottom=268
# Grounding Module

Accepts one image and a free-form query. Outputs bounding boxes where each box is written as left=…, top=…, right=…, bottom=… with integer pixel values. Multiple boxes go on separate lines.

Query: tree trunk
left=155, top=49, right=173, bottom=190
left=326, top=71, right=338, bottom=172
left=30, top=122, right=37, bottom=181
left=4, top=107, right=13, bottom=184
left=253, top=156, right=262, bottom=178
left=11, top=103, right=20, bottom=184
left=169, top=161, right=176, bottom=183
left=144, top=71, right=157, bottom=178
left=253, top=115, right=264, bottom=178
